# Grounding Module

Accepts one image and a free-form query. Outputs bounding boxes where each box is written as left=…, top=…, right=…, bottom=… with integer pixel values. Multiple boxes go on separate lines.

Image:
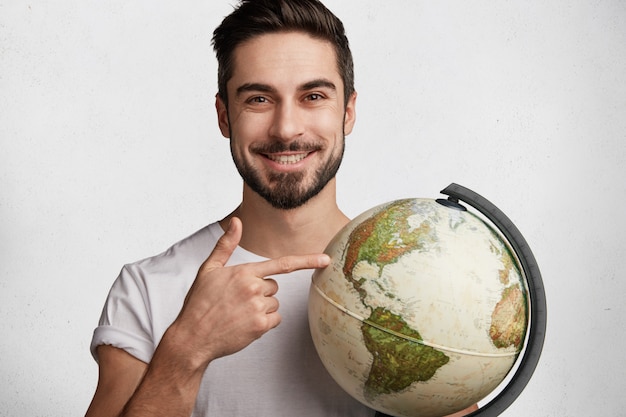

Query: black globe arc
left=435, top=183, right=548, bottom=417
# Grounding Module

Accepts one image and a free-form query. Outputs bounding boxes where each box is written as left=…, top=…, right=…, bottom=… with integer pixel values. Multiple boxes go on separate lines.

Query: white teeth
left=267, top=153, right=309, bottom=164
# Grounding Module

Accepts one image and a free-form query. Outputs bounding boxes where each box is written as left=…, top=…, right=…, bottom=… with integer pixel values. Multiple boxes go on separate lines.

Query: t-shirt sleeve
left=90, top=264, right=155, bottom=364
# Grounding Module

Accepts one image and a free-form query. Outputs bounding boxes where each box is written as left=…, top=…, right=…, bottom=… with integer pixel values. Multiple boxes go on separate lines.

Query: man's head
left=212, top=0, right=356, bottom=211
left=212, top=0, right=354, bottom=108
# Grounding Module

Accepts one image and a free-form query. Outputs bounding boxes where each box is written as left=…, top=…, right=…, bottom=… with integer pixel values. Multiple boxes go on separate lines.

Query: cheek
left=231, top=112, right=271, bottom=143
left=307, top=111, right=345, bottom=137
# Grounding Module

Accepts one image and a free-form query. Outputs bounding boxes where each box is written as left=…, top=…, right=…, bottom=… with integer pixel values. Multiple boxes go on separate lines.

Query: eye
left=305, top=93, right=324, bottom=102
left=248, top=96, right=268, bottom=104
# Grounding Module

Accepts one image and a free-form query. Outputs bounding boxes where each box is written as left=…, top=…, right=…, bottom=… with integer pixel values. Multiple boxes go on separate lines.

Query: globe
left=308, top=195, right=530, bottom=417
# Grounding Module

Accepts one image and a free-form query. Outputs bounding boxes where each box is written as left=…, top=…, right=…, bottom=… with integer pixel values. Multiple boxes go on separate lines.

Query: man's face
left=216, top=32, right=356, bottom=210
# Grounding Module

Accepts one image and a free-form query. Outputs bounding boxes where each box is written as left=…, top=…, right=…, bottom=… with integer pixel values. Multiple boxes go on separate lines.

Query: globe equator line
left=311, top=282, right=520, bottom=358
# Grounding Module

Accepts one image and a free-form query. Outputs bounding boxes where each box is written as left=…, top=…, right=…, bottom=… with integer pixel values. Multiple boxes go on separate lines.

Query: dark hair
left=212, top=0, right=354, bottom=106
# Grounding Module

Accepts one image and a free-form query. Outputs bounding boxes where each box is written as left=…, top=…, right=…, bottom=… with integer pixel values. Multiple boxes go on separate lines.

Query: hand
left=166, top=217, right=330, bottom=369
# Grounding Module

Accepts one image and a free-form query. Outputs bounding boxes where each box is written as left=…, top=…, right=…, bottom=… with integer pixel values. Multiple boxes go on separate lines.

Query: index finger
left=254, top=254, right=331, bottom=278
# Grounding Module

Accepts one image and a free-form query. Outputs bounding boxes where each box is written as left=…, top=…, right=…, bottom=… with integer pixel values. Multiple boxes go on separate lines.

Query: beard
left=231, top=138, right=345, bottom=210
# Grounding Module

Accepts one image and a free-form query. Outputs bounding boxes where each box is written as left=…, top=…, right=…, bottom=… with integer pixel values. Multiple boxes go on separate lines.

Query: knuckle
left=250, top=298, right=266, bottom=313
left=231, top=266, right=252, bottom=284
left=246, top=280, right=264, bottom=296
left=198, top=259, right=215, bottom=273
left=276, top=256, right=294, bottom=273
left=250, top=314, right=269, bottom=333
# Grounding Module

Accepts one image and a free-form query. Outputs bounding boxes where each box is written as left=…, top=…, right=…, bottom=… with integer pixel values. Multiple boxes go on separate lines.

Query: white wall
left=1, top=1, right=624, bottom=415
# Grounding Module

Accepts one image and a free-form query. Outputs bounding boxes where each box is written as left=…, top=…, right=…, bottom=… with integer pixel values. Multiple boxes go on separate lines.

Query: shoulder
left=123, top=222, right=224, bottom=281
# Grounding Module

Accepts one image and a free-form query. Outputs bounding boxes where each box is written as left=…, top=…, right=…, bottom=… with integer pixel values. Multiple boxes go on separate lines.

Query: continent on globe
left=343, top=199, right=435, bottom=307
left=490, top=285, right=526, bottom=349
left=362, top=307, right=449, bottom=399
left=343, top=200, right=450, bottom=398
left=489, top=234, right=528, bottom=350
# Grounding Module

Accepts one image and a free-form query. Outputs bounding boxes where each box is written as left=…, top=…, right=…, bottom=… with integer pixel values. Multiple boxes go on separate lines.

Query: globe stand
left=437, top=184, right=547, bottom=416
left=374, top=183, right=547, bottom=417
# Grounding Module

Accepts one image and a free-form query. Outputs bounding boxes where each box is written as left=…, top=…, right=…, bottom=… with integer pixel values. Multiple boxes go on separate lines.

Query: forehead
left=228, top=31, right=342, bottom=95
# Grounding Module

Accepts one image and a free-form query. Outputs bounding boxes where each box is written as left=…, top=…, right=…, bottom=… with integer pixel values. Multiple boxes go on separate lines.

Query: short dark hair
left=212, top=0, right=355, bottom=107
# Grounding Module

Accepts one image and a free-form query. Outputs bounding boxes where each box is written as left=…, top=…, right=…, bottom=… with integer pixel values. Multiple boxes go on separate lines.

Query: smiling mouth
left=265, top=152, right=311, bottom=165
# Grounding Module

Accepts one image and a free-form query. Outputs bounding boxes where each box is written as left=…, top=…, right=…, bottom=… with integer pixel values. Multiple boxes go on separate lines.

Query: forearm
left=120, top=325, right=209, bottom=417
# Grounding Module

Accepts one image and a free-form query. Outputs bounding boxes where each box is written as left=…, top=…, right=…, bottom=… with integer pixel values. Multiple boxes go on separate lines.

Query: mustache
left=251, top=141, right=323, bottom=154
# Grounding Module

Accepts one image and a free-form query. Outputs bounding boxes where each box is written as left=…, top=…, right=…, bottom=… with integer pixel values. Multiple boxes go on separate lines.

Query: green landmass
left=362, top=307, right=450, bottom=399
left=344, top=201, right=433, bottom=275
left=342, top=200, right=449, bottom=397
left=342, top=200, right=434, bottom=304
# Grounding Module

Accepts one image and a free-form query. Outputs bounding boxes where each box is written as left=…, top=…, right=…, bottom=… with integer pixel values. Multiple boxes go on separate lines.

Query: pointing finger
left=254, top=253, right=331, bottom=278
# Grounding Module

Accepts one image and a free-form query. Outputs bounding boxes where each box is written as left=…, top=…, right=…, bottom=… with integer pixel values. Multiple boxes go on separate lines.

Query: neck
left=220, top=180, right=349, bottom=258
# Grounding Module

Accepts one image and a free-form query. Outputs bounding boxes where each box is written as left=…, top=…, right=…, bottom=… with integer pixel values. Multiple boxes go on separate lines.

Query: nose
left=268, top=101, right=305, bottom=141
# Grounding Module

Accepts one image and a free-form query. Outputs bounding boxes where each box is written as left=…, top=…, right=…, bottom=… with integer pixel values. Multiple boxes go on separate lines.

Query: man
left=86, top=1, right=477, bottom=416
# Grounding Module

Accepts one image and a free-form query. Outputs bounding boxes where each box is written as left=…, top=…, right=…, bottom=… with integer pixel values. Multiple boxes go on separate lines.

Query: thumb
left=202, top=217, right=242, bottom=270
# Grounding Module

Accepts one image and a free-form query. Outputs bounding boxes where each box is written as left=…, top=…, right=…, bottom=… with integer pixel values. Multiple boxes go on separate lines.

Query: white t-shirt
left=91, top=222, right=374, bottom=417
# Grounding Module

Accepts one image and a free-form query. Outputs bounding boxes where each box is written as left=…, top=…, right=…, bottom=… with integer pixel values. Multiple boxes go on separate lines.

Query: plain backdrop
left=1, top=1, right=625, bottom=415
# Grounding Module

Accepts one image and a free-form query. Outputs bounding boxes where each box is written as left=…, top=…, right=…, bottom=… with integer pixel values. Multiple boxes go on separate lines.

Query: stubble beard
left=231, top=137, right=345, bottom=211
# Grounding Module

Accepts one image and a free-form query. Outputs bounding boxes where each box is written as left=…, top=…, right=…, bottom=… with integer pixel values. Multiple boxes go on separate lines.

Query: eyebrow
left=236, top=83, right=276, bottom=96
left=235, top=78, right=337, bottom=97
left=299, top=78, right=337, bottom=92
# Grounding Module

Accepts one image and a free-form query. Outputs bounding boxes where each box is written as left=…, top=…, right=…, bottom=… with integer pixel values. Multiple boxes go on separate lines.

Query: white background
left=1, top=1, right=625, bottom=415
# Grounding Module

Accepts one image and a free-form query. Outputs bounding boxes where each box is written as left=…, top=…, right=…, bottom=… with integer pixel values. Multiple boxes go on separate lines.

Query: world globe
left=308, top=184, right=546, bottom=417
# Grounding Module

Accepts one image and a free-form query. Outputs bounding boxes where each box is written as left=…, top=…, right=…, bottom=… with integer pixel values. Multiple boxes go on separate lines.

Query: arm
left=85, top=346, right=147, bottom=417
left=86, top=218, right=330, bottom=417
left=85, top=333, right=207, bottom=417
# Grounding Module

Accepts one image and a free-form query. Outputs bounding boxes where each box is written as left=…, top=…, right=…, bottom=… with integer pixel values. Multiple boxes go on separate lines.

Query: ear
left=215, top=94, right=230, bottom=138
left=343, top=91, right=357, bottom=136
